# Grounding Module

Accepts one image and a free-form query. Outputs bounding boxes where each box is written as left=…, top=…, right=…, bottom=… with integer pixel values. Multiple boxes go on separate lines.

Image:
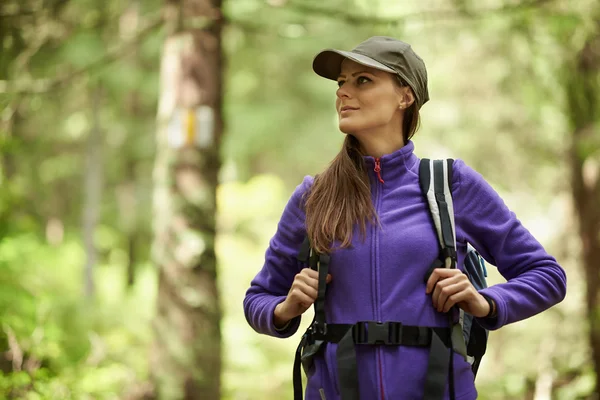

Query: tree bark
left=151, top=0, right=223, bottom=398
left=566, top=21, right=600, bottom=394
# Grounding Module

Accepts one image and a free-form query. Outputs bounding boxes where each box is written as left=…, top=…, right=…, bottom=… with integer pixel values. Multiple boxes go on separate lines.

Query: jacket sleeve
left=243, top=176, right=313, bottom=338
left=452, top=159, right=567, bottom=330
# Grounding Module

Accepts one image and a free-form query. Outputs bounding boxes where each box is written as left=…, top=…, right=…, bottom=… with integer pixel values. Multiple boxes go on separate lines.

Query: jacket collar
left=362, top=140, right=418, bottom=180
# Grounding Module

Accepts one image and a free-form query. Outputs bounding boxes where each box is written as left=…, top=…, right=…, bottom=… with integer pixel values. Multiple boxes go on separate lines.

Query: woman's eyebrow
left=337, top=71, right=374, bottom=79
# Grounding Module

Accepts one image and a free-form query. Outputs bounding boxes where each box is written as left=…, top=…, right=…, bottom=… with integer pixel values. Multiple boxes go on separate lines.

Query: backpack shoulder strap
left=419, top=158, right=457, bottom=269
left=297, top=236, right=311, bottom=264
left=420, top=158, right=469, bottom=367
left=297, top=237, right=328, bottom=332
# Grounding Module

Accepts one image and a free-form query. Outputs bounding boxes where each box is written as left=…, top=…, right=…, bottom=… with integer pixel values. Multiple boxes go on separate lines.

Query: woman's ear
left=398, top=88, right=415, bottom=109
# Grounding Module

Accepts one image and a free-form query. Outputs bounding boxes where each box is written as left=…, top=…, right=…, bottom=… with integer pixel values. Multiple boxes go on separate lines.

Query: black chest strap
left=294, top=321, right=454, bottom=400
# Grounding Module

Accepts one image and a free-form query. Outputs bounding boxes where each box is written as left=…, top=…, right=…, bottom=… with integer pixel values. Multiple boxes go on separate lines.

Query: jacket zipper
left=373, top=158, right=385, bottom=399
left=379, top=360, right=385, bottom=400
left=374, top=158, right=385, bottom=184
left=319, top=388, right=326, bottom=400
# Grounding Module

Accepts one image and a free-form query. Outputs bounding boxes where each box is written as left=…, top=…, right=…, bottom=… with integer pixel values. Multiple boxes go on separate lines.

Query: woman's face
left=336, top=59, right=410, bottom=136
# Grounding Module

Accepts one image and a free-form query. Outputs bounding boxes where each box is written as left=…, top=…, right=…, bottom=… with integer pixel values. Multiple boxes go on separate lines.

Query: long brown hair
left=304, top=79, right=420, bottom=254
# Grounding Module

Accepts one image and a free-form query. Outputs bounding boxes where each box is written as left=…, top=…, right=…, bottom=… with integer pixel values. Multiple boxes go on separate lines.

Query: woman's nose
left=336, top=85, right=351, bottom=99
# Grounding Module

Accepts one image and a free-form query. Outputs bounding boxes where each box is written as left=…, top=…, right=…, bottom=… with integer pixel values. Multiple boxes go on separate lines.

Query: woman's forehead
left=339, top=59, right=379, bottom=75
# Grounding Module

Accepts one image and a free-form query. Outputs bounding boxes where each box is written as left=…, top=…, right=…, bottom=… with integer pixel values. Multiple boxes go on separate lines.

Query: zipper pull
left=319, top=388, right=327, bottom=400
left=374, top=158, right=385, bottom=184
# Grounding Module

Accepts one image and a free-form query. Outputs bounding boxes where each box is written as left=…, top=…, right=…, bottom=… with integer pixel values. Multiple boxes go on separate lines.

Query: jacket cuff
left=475, top=289, right=505, bottom=330
left=268, top=296, right=301, bottom=338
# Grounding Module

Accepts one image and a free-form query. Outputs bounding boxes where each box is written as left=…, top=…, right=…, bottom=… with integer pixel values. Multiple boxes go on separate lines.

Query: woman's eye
left=337, top=80, right=345, bottom=87
left=357, top=76, right=371, bottom=84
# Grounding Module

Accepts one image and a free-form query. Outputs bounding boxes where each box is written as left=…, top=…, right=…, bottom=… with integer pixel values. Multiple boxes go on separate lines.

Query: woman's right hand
left=274, top=268, right=332, bottom=328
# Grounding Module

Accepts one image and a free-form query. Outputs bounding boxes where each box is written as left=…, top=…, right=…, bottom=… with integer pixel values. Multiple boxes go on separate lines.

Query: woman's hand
left=425, top=268, right=491, bottom=317
left=274, top=268, right=332, bottom=328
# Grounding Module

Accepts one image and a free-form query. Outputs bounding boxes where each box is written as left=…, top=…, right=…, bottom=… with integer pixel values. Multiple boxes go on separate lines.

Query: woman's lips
left=340, top=106, right=358, bottom=115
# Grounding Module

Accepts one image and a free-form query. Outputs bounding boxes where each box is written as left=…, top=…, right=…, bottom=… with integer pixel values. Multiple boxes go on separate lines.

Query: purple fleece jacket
left=243, top=141, right=567, bottom=400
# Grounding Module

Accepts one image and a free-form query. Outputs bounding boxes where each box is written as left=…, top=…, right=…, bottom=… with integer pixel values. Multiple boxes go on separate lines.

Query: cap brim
left=312, top=50, right=396, bottom=80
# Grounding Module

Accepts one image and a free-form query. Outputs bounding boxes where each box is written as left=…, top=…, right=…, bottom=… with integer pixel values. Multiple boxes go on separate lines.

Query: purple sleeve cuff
left=474, top=288, right=505, bottom=330
left=244, top=294, right=302, bottom=338
left=265, top=296, right=302, bottom=338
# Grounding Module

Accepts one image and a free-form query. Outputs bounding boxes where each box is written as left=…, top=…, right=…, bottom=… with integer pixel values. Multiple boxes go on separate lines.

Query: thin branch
left=3, top=324, right=23, bottom=372
left=225, top=17, right=295, bottom=38
left=0, top=15, right=164, bottom=95
left=280, top=0, right=556, bottom=26
left=0, top=9, right=36, bottom=19
left=227, top=0, right=560, bottom=37
left=0, top=0, right=70, bottom=19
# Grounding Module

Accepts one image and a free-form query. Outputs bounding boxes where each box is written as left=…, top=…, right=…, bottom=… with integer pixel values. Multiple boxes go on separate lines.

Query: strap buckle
left=312, top=320, right=327, bottom=336
left=353, top=321, right=402, bottom=345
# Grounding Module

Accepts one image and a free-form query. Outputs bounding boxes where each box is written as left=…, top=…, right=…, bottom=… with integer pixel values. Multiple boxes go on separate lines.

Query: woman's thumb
left=326, top=274, right=333, bottom=284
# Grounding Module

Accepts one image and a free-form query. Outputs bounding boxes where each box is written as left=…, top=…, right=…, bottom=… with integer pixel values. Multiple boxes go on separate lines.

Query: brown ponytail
left=305, top=85, right=420, bottom=254
left=304, top=134, right=374, bottom=254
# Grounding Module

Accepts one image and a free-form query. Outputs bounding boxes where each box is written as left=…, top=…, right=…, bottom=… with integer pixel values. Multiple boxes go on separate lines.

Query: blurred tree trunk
left=532, top=335, right=556, bottom=400
left=125, top=159, right=138, bottom=288
left=566, top=21, right=600, bottom=393
left=151, top=0, right=223, bottom=398
left=121, top=1, right=142, bottom=289
left=1, top=105, right=18, bottom=182
left=82, top=87, right=104, bottom=298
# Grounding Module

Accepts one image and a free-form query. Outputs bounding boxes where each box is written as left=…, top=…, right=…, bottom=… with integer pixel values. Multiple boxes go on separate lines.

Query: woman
left=243, top=36, right=567, bottom=400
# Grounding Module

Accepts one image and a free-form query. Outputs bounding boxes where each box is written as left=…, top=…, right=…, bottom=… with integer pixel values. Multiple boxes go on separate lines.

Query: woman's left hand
left=425, top=268, right=490, bottom=317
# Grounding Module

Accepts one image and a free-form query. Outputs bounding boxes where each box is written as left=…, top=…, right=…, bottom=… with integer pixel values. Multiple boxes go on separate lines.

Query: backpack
left=292, top=158, right=490, bottom=400
left=418, top=158, right=490, bottom=377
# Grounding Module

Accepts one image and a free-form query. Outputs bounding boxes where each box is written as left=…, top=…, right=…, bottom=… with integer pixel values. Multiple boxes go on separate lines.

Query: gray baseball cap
left=312, top=36, right=429, bottom=109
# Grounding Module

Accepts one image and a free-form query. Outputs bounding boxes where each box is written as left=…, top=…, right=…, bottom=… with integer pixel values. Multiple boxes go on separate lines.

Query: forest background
left=1, top=0, right=599, bottom=399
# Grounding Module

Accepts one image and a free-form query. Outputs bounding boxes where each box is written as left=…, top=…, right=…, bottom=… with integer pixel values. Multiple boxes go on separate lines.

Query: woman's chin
left=338, top=121, right=358, bottom=134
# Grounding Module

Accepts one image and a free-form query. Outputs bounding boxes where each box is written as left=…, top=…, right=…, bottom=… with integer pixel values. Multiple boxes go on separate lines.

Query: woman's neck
left=356, top=133, right=405, bottom=158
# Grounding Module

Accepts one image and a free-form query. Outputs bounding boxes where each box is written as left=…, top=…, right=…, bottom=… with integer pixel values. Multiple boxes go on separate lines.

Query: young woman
left=243, top=36, right=567, bottom=400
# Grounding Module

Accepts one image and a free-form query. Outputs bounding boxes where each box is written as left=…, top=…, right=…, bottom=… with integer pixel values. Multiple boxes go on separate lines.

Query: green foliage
left=0, top=232, right=156, bottom=399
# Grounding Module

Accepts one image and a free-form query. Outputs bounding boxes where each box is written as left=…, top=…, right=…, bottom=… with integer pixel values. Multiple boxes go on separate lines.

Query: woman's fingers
left=425, top=268, right=462, bottom=294
left=439, top=283, right=474, bottom=312
left=290, top=286, right=316, bottom=308
left=442, top=291, right=471, bottom=313
left=292, top=279, right=318, bottom=299
left=297, top=271, right=319, bottom=291
left=297, top=269, right=333, bottom=290
left=432, top=273, right=465, bottom=303
left=282, top=268, right=333, bottom=320
left=435, top=281, right=467, bottom=312
left=291, top=268, right=333, bottom=304
left=431, top=272, right=471, bottom=311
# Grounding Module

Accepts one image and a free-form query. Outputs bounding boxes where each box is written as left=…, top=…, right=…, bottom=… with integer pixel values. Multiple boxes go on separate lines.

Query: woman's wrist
left=274, top=302, right=291, bottom=329
left=482, top=294, right=497, bottom=318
